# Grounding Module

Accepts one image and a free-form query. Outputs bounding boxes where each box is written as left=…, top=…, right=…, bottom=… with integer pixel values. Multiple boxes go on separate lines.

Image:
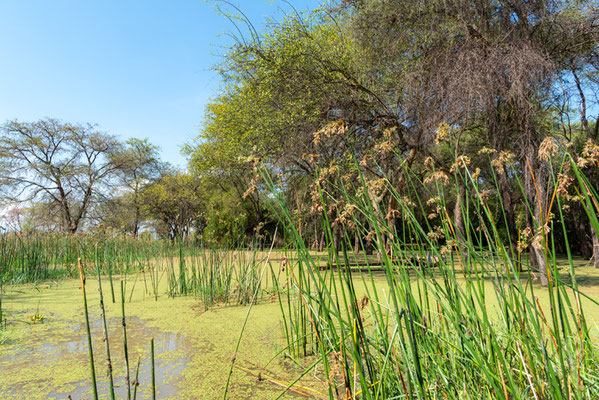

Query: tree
left=0, top=205, right=25, bottom=232
left=0, top=119, right=122, bottom=233
left=345, top=0, right=599, bottom=284
left=141, top=172, right=205, bottom=240
left=186, top=8, right=406, bottom=249
left=112, top=138, right=167, bottom=236
left=93, top=193, right=138, bottom=234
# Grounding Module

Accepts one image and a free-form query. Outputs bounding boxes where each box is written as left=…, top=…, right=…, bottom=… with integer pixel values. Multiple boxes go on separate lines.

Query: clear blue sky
left=0, top=0, right=321, bottom=168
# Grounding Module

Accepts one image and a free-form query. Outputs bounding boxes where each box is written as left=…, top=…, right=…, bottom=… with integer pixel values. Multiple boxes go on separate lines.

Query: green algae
left=0, top=263, right=326, bottom=399
left=1, top=253, right=599, bottom=399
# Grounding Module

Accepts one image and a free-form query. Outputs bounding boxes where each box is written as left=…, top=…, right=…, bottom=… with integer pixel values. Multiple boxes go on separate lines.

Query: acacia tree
left=190, top=1, right=598, bottom=278
left=0, top=119, right=122, bottom=233
left=346, top=0, right=599, bottom=284
left=112, top=138, right=166, bottom=236
left=142, top=172, right=205, bottom=240
left=187, top=8, right=414, bottom=250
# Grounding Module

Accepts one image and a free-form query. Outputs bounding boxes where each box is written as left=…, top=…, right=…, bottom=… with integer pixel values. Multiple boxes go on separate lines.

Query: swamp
left=2, top=0, right=599, bottom=399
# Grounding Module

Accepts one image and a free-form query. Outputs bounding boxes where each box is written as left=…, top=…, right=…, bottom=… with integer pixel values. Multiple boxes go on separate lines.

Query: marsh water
left=5, top=317, right=190, bottom=399
left=0, top=270, right=324, bottom=399
left=2, top=254, right=599, bottom=399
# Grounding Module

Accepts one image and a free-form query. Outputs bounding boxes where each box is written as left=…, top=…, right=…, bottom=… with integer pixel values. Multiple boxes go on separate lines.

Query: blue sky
left=0, top=0, right=321, bottom=168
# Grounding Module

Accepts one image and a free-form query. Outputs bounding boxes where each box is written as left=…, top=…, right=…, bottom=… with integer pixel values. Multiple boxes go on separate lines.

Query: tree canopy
left=185, top=0, right=599, bottom=280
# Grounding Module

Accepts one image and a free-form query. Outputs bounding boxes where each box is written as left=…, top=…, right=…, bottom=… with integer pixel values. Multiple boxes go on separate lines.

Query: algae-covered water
left=1, top=254, right=599, bottom=399
left=0, top=271, right=326, bottom=399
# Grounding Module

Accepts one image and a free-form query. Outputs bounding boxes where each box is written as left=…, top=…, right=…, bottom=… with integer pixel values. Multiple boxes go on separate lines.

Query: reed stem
left=77, top=258, right=98, bottom=400
left=151, top=337, right=156, bottom=400
left=96, top=257, right=116, bottom=400
left=132, top=357, right=140, bottom=400
left=121, top=280, right=131, bottom=399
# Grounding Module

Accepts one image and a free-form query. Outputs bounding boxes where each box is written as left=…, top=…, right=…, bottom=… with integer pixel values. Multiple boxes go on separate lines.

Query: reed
left=132, top=357, right=141, bottom=400
left=151, top=338, right=156, bottom=400
left=95, top=255, right=116, bottom=400
left=257, top=152, right=599, bottom=399
left=0, top=232, right=198, bottom=284
left=107, top=261, right=116, bottom=304
left=78, top=263, right=160, bottom=399
left=222, top=229, right=277, bottom=399
left=0, top=285, right=3, bottom=331
left=77, top=258, right=98, bottom=400
left=121, top=280, right=131, bottom=399
left=158, top=243, right=272, bottom=311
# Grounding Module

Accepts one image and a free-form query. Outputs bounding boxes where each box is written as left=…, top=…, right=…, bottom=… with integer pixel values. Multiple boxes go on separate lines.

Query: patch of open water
left=0, top=316, right=194, bottom=399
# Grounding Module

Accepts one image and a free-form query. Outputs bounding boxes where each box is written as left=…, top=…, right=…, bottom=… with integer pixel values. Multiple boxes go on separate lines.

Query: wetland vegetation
left=2, top=0, right=599, bottom=399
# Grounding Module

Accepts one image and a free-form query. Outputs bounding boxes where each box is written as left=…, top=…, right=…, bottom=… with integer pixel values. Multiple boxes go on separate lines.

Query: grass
left=255, top=153, right=599, bottom=399
left=2, top=154, right=599, bottom=398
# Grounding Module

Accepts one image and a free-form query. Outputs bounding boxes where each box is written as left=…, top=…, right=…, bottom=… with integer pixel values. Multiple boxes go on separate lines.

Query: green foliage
left=100, top=138, right=169, bottom=236
left=201, top=185, right=248, bottom=244
left=184, top=0, right=599, bottom=260
left=141, top=172, right=205, bottom=239
left=260, top=149, right=599, bottom=399
left=0, top=118, right=122, bottom=233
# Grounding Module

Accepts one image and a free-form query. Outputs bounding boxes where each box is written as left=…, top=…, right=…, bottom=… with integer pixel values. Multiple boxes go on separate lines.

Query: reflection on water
left=0, top=316, right=193, bottom=399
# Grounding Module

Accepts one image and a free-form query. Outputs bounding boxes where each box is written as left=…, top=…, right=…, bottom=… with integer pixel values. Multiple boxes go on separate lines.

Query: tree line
left=1, top=1, right=598, bottom=286
left=181, top=0, right=599, bottom=285
left=0, top=119, right=243, bottom=241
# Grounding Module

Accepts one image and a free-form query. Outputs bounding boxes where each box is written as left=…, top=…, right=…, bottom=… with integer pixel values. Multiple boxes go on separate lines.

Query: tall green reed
left=0, top=284, right=4, bottom=331
left=258, top=153, right=599, bottom=399
left=77, top=258, right=98, bottom=400
left=151, top=338, right=156, bottom=400
left=0, top=232, right=190, bottom=284
left=95, top=255, right=116, bottom=400
left=121, top=281, right=131, bottom=400
left=161, top=243, right=269, bottom=310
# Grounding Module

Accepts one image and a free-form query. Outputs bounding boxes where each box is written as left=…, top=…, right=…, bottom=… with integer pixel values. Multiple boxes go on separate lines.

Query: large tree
left=112, top=138, right=167, bottom=236
left=141, top=172, right=205, bottom=240
left=0, top=118, right=122, bottom=233
left=187, top=1, right=598, bottom=278
left=345, top=0, right=599, bottom=283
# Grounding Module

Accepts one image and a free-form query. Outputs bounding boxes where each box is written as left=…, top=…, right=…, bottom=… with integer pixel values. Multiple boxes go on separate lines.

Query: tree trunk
left=592, top=224, right=599, bottom=269
left=529, top=244, right=538, bottom=270
left=454, top=180, right=469, bottom=268
left=531, top=243, right=548, bottom=286
left=365, top=224, right=374, bottom=255
left=318, top=230, right=325, bottom=252
left=133, top=188, right=140, bottom=237
left=333, top=224, right=341, bottom=254
left=497, top=166, right=519, bottom=264
left=524, top=150, right=549, bottom=286
left=578, top=216, right=593, bottom=259
left=133, top=206, right=140, bottom=237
